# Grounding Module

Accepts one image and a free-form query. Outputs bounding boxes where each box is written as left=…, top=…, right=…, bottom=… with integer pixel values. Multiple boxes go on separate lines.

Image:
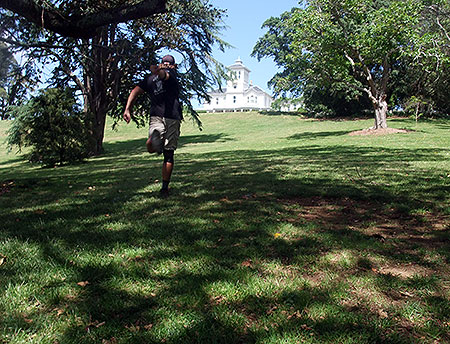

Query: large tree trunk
left=85, top=109, right=107, bottom=156
left=373, top=95, right=388, bottom=129
left=84, top=27, right=116, bottom=156
left=354, top=51, right=390, bottom=130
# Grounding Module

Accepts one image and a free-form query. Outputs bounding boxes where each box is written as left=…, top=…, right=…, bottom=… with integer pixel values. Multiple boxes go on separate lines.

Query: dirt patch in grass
left=349, top=128, right=411, bottom=136
left=280, top=196, right=449, bottom=278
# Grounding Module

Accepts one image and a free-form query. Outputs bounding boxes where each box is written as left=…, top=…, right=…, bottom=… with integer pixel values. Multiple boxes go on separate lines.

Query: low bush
left=7, top=87, right=88, bottom=166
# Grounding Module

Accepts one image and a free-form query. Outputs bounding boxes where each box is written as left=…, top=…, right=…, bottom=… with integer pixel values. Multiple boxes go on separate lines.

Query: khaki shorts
left=149, top=116, right=181, bottom=151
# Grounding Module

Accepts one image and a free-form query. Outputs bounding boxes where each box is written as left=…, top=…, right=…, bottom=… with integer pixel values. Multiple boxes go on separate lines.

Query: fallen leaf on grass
left=102, top=337, right=117, bottom=344
left=274, top=233, right=281, bottom=238
left=241, top=260, right=252, bottom=267
left=144, top=323, right=153, bottom=330
left=86, top=320, right=106, bottom=332
left=0, top=255, right=5, bottom=266
left=23, top=316, right=33, bottom=323
left=287, top=310, right=302, bottom=320
left=300, top=324, right=312, bottom=330
left=77, top=281, right=89, bottom=287
left=266, top=305, right=277, bottom=315
left=54, top=307, right=65, bottom=316
left=378, top=309, right=388, bottom=318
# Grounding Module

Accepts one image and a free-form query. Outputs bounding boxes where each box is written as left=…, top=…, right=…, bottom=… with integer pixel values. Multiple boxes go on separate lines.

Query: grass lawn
left=0, top=112, right=449, bottom=344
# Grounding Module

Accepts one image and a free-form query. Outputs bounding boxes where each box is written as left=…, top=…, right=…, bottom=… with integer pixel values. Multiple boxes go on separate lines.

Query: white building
left=203, top=58, right=274, bottom=112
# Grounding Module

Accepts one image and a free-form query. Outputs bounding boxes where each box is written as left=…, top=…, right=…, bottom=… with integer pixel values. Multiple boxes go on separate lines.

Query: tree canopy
left=0, top=0, right=228, bottom=154
left=0, top=0, right=166, bottom=38
left=253, top=0, right=449, bottom=127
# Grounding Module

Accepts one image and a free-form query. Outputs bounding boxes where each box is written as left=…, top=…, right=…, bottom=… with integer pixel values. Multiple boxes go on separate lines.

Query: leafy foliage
left=0, top=0, right=228, bottom=153
left=0, top=43, right=31, bottom=119
left=7, top=88, right=89, bottom=166
left=253, top=0, right=428, bottom=126
left=401, top=0, right=450, bottom=117
left=303, top=83, right=373, bottom=118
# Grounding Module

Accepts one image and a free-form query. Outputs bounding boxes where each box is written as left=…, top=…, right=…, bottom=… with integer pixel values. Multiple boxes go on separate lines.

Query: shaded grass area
left=0, top=113, right=449, bottom=344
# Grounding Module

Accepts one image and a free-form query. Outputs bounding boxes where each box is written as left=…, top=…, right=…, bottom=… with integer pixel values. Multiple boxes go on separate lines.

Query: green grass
left=1, top=113, right=449, bottom=344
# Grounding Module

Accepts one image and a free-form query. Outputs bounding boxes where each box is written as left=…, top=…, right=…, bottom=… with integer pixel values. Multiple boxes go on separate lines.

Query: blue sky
left=208, top=0, right=299, bottom=93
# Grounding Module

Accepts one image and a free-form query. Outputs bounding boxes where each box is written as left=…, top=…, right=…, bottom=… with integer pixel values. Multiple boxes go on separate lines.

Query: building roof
left=228, top=57, right=251, bottom=72
left=208, top=88, right=227, bottom=95
left=244, top=85, right=271, bottom=97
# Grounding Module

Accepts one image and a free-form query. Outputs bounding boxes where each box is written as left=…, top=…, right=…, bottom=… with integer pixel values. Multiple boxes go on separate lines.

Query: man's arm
left=123, top=86, right=144, bottom=123
left=156, top=63, right=177, bottom=81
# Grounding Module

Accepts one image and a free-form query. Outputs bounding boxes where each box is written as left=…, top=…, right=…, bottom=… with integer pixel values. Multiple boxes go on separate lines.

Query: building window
left=233, top=96, right=236, bottom=103
left=216, top=98, right=219, bottom=105
left=238, top=71, right=241, bottom=78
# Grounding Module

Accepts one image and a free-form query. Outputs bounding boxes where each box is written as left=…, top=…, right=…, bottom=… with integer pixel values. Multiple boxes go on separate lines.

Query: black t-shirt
left=137, top=69, right=183, bottom=120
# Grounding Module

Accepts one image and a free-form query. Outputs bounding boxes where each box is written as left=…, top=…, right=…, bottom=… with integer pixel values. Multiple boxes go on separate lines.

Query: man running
left=123, top=55, right=182, bottom=198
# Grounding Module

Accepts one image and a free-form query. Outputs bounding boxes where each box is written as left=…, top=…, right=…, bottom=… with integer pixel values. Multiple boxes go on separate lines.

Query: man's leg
left=146, top=137, right=155, bottom=153
left=160, top=149, right=174, bottom=197
left=159, top=118, right=180, bottom=197
left=146, top=130, right=163, bottom=154
left=147, top=117, right=164, bottom=154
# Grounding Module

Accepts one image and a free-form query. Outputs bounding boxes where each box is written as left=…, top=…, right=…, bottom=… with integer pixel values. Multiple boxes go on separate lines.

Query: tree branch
left=321, top=68, right=370, bottom=98
left=436, top=16, right=450, bottom=44
left=0, top=0, right=167, bottom=39
left=0, top=36, right=74, bottom=49
left=354, top=51, right=377, bottom=100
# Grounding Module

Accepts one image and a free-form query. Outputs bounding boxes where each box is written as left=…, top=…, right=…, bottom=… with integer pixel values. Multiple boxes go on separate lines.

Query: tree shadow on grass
left=389, top=117, right=450, bottom=130
left=178, top=133, right=236, bottom=147
left=287, top=131, right=351, bottom=140
left=100, top=133, right=235, bottom=157
left=101, top=138, right=148, bottom=156
left=0, top=143, right=449, bottom=343
left=258, top=110, right=303, bottom=117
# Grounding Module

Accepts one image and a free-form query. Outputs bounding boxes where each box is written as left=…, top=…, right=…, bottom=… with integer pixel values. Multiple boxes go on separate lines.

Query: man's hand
left=158, top=63, right=177, bottom=70
left=123, top=109, right=131, bottom=124
left=123, top=86, right=144, bottom=123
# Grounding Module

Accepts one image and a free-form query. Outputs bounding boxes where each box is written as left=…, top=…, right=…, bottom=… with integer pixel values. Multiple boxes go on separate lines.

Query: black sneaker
left=159, top=188, right=169, bottom=198
left=150, top=129, right=163, bottom=154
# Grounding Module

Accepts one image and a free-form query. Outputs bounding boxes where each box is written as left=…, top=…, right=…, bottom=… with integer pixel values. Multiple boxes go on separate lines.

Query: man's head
left=162, top=55, right=175, bottom=67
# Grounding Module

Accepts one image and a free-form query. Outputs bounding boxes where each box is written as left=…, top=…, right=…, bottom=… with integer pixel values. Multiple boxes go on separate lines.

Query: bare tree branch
left=0, top=0, right=167, bottom=39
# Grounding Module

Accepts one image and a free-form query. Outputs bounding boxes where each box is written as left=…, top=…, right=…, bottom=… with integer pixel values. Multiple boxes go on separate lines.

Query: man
left=123, top=55, right=182, bottom=198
